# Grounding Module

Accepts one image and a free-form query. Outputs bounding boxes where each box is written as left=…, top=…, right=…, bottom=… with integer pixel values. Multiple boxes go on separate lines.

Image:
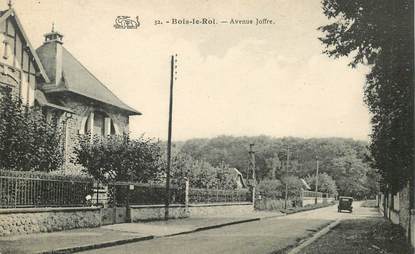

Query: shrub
left=73, top=134, right=163, bottom=183
left=0, top=88, right=64, bottom=171
left=167, top=151, right=238, bottom=189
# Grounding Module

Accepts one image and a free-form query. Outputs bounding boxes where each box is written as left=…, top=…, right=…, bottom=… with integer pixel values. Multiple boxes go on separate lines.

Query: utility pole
left=165, top=54, right=177, bottom=220
left=248, top=144, right=256, bottom=203
left=249, top=144, right=256, bottom=184
left=284, top=147, right=290, bottom=210
left=315, top=156, right=319, bottom=204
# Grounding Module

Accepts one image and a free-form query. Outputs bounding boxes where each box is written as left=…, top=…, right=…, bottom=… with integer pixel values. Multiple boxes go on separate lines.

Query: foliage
left=178, top=136, right=375, bottom=197
left=281, top=175, right=303, bottom=196
left=108, top=183, right=184, bottom=206
left=304, top=172, right=338, bottom=195
left=257, top=179, right=283, bottom=194
left=73, top=134, right=163, bottom=183
left=167, top=150, right=238, bottom=189
left=319, top=0, right=413, bottom=193
left=0, top=89, right=64, bottom=171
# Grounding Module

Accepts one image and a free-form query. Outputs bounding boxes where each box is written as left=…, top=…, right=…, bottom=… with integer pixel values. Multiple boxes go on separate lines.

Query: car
left=338, top=196, right=353, bottom=213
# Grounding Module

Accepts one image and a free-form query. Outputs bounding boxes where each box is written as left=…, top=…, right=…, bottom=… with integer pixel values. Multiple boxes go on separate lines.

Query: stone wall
left=130, top=204, right=189, bottom=222
left=130, top=203, right=254, bottom=221
left=255, top=198, right=294, bottom=210
left=302, top=197, right=327, bottom=206
left=189, top=202, right=254, bottom=217
left=379, top=183, right=415, bottom=248
left=398, top=184, right=410, bottom=233
left=0, top=207, right=101, bottom=236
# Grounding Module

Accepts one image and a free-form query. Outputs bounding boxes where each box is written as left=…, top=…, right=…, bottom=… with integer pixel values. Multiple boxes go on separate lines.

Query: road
left=82, top=203, right=368, bottom=254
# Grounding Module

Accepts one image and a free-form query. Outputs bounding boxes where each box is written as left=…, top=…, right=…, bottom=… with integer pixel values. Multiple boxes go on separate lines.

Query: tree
left=329, top=154, right=369, bottom=198
left=319, top=0, right=413, bottom=193
left=168, top=150, right=238, bottom=189
left=0, top=89, right=64, bottom=171
left=257, top=179, right=283, bottom=194
left=304, top=172, right=338, bottom=195
left=265, top=154, right=281, bottom=180
left=177, top=136, right=377, bottom=196
left=73, top=134, right=163, bottom=183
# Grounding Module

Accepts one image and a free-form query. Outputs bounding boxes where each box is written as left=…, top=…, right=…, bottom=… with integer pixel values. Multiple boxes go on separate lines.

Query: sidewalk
left=296, top=207, right=414, bottom=254
left=0, top=210, right=283, bottom=254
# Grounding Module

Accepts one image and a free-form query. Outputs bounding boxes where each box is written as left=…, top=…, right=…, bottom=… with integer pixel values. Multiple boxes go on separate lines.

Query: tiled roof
left=36, top=45, right=141, bottom=115
left=35, top=90, right=74, bottom=113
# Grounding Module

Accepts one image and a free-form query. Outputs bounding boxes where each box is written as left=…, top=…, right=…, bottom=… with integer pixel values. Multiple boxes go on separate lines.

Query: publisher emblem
left=114, top=16, right=140, bottom=29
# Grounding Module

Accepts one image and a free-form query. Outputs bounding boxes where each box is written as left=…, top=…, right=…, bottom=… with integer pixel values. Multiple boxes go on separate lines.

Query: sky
left=11, top=0, right=371, bottom=141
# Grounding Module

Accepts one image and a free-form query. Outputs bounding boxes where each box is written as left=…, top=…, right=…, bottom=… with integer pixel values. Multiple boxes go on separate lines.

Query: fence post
left=300, top=190, right=304, bottom=207
left=251, top=186, right=256, bottom=205
left=184, top=178, right=189, bottom=214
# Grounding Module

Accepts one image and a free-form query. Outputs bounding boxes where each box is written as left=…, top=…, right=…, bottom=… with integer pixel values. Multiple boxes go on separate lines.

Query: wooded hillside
left=175, top=136, right=378, bottom=198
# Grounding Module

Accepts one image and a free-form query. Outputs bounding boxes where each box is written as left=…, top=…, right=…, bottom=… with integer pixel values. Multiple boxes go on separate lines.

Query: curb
left=287, top=219, right=341, bottom=254
left=36, top=217, right=261, bottom=253
left=282, top=203, right=337, bottom=216
left=32, top=206, right=335, bottom=253
left=36, top=236, right=154, bottom=254
left=163, top=217, right=261, bottom=237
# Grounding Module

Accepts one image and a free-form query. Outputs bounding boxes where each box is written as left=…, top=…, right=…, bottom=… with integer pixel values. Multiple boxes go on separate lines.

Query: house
left=300, top=178, right=311, bottom=190
left=0, top=5, right=140, bottom=163
left=231, top=168, right=246, bottom=189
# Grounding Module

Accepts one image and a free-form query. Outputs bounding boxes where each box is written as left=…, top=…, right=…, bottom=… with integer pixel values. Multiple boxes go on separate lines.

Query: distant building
left=231, top=168, right=246, bottom=189
left=0, top=6, right=141, bottom=163
left=300, top=179, right=311, bottom=190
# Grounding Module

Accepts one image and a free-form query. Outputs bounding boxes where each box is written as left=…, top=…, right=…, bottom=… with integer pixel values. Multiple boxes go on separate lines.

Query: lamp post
left=314, top=156, right=319, bottom=204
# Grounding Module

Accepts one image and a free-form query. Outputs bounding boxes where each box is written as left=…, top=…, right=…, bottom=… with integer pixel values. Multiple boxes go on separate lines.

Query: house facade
left=0, top=6, right=141, bottom=163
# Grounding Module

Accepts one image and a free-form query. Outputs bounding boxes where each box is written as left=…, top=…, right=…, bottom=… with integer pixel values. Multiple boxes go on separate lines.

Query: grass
left=299, top=217, right=414, bottom=254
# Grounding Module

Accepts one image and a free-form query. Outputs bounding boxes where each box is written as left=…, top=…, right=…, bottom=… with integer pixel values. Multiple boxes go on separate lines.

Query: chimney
left=43, top=23, right=63, bottom=85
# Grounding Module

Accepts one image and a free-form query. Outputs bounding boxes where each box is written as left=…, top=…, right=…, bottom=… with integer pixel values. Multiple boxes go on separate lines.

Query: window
left=2, top=39, right=9, bottom=59
left=84, top=111, right=116, bottom=136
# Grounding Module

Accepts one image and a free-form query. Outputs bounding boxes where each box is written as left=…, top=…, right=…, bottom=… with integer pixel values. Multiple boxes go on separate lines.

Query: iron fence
left=0, top=170, right=94, bottom=208
left=189, top=188, right=251, bottom=204
left=256, top=190, right=284, bottom=199
left=107, top=182, right=185, bottom=206
left=302, top=190, right=334, bottom=198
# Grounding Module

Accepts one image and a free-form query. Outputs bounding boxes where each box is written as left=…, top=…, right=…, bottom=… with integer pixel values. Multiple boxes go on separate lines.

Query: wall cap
left=188, top=202, right=253, bottom=207
left=130, top=204, right=186, bottom=209
left=0, top=206, right=100, bottom=214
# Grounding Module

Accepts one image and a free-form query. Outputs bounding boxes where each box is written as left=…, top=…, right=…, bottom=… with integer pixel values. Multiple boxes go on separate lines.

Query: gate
left=96, top=181, right=185, bottom=225
left=92, top=182, right=129, bottom=225
left=101, top=207, right=127, bottom=225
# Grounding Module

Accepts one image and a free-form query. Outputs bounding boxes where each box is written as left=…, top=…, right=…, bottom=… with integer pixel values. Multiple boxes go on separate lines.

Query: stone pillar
left=251, top=186, right=256, bottom=207
left=104, top=117, right=111, bottom=136
left=184, top=178, right=189, bottom=215
left=411, top=209, right=415, bottom=248
left=88, top=111, right=94, bottom=141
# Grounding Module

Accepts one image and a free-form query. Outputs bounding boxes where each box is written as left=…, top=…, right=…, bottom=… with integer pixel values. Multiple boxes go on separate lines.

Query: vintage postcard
left=0, top=0, right=413, bottom=253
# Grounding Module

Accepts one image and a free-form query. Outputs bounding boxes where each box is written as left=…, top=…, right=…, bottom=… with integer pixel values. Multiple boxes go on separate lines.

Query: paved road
left=82, top=203, right=367, bottom=254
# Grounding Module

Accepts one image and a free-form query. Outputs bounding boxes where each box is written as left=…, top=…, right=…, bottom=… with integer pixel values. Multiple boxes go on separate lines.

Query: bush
left=257, top=179, right=283, bottom=194
left=305, top=172, right=338, bottom=196
left=0, top=89, right=64, bottom=171
left=73, top=134, right=163, bottom=183
left=168, top=151, right=238, bottom=189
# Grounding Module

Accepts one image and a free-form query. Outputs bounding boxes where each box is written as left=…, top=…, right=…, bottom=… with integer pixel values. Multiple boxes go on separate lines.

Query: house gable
left=0, top=8, right=49, bottom=106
